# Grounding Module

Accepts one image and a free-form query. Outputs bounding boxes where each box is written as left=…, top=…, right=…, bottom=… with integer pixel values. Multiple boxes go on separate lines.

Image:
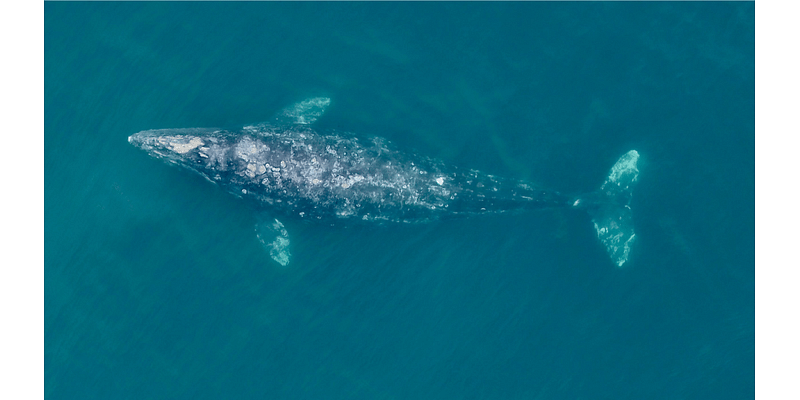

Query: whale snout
left=128, top=129, right=202, bottom=151
left=128, top=128, right=224, bottom=170
left=127, top=132, right=142, bottom=145
left=127, top=130, right=162, bottom=149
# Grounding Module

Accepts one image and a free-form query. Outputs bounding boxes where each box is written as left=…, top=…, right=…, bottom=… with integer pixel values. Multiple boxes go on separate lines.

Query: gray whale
left=129, top=98, right=639, bottom=267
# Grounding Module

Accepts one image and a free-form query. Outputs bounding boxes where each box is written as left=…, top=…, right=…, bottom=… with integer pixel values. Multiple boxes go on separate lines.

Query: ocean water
left=44, top=2, right=754, bottom=399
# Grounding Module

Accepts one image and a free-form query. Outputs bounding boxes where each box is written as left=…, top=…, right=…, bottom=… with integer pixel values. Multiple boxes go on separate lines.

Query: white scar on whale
left=129, top=97, right=640, bottom=267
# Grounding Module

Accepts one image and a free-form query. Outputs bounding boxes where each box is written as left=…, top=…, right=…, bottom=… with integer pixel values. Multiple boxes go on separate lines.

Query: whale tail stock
left=573, top=150, right=640, bottom=267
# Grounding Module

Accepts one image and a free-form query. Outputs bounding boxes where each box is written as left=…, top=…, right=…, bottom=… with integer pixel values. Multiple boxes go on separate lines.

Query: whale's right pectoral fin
left=256, top=216, right=291, bottom=267
left=272, top=97, right=331, bottom=125
left=590, top=150, right=640, bottom=267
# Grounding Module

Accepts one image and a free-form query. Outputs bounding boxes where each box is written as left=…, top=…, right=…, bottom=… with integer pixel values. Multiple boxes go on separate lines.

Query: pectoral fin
left=272, top=97, right=331, bottom=125
left=256, top=216, right=291, bottom=267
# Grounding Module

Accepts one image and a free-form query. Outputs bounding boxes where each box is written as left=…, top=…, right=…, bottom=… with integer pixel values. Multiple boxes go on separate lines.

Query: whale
left=128, top=97, right=640, bottom=267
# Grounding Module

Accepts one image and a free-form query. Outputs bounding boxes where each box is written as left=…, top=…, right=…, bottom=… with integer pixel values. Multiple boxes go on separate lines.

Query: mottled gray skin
left=128, top=123, right=571, bottom=224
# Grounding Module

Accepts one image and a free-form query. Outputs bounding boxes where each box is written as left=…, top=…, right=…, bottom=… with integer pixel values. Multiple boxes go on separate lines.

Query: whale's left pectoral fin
left=272, top=97, right=331, bottom=125
left=256, top=216, right=291, bottom=267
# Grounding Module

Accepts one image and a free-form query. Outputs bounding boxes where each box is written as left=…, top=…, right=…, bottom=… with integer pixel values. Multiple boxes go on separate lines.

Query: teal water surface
left=45, top=2, right=754, bottom=399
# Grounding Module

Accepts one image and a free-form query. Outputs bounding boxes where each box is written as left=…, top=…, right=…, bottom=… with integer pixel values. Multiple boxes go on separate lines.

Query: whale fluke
left=582, top=150, right=640, bottom=267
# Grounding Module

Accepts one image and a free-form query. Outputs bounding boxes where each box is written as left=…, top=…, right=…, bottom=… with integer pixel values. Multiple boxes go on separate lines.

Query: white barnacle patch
left=235, top=137, right=261, bottom=161
left=435, top=177, right=445, bottom=186
left=246, top=163, right=257, bottom=177
left=198, top=146, right=210, bottom=158
left=169, top=137, right=204, bottom=154
left=340, top=174, right=365, bottom=189
left=258, top=164, right=267, bottom=174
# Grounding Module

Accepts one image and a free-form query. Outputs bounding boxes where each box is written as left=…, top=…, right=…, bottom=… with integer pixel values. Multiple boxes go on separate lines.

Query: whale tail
left=574, top=150, right=640, bottom=267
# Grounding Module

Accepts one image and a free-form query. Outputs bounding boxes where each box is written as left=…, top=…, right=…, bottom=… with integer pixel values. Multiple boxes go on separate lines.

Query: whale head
left=128, top=128, right=237, bottom=181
